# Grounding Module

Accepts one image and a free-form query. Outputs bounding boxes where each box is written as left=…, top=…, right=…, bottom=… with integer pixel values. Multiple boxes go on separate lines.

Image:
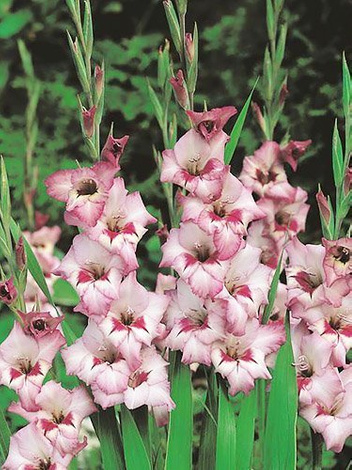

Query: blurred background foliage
left=1, top=0, right=352, bottom=468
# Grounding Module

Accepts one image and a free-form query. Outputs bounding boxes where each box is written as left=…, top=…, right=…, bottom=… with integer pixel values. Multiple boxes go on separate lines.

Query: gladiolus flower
left=211, top=318, right=285, bottom=396
left=160, top=222, right=226, bottom=299
left=101, top=132, right=129, bottom=168
left=45, top=162, right=116, bottom=227
left=280, top=139, right=311, bottom=171
left=322, top=237, right=352, bottom=287
left=55, top=234, right=132, bottom=317
left=186, top=106, right=237, bottom=142
left=18, top=310, right=63, bottom=339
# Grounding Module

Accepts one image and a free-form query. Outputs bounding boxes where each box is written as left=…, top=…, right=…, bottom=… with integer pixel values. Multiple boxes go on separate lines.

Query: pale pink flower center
left=187, top=155, right=202, bottom=176
left=52, top=410, right=65, bottom=424
left=107, top=213, right=126, bottom=233
left=119, top=306, right=135, bottom=325
left=37, top=457, right=52, bottom=470
left=186, top=308, right=207, bottom=327
left=275, top=211, right=291, bottom=226
left=17, top=356, right=33, bottom=374
left=294, top=270, right=323, bottom=293
left=255, top=168, right=277, bottom=185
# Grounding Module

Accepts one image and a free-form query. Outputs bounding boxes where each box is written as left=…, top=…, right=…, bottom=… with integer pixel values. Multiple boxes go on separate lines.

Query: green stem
left=311, top=429, right=323, bottom=470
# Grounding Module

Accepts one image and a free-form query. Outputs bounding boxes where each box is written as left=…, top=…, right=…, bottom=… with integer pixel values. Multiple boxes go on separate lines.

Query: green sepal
left=67, top=31, right=90, bottom=93
left=187, top=22, right=198, bottom=95
left=332, top=119, right=344, bottom=187
left=83, top=0, right=93, bottom=60
left=163, top=0, right=182, bottom=56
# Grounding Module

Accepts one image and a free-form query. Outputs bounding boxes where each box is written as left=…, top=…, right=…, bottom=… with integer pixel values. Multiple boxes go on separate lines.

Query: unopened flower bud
left=252, top=102, right=265, bottom=133
left=82, top=106, right=97, bottom=139
left=0, top=277, right=17, bottom=305
left=94, top=65, right=104, bottom=100
left=316, top=188, right=332, bottom=226
left=170, top=69, right=189, bottom=109
left=175, top=0, right=187, bottom=15
left=185, top=33, right=194, bottom=63
left=343, top=167, right=352, bottom=196
left=15, top=237, right=26, bottom=271
left=101, top=131, right=129, bottom=168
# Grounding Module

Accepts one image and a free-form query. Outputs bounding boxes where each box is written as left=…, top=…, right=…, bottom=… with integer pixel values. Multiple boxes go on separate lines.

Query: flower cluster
left=286, top=236, right=352, bottom=452
left=159, top=106, right=286, bottom=395
left=239, top=140, right=311, bottom=267
left=45, top=132, right=175, bottom=421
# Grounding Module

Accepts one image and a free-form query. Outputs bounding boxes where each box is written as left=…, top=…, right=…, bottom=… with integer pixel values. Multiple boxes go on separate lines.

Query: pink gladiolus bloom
left=118, top=347, right=175, bottom=412
left=62, top=320, right=131, bottom=409
left=291, top=323, right=341, bottom=405
left=155, top=273, right=177, bottom=294
left=9, top=381, right=96, bottom=457
left=160, top=222, right=225, bottom=299
left=303, top=295, right=352, bottom=367
left=0, top=322, right=65, bottom=411
left=257, top=183, right=309, bottom=240
left=217, top=244, right=272, bottom=335
left=280, top=139, right=312, bottom=171
left=180, top=174, right=264, bottom=259
left=3, top=422, right=74, bottom=470
left=300, top=366, right=352, bottom=453
left=55, top=234, right=130, bottom=317
left=186, top=106, right=237, bottom=142
left=160, top=129, right=230, bottom=202
left=286, top=237, right=327, bottom=309
left=239, top=141, right=287, bottom=196
left=18, top=310, right=63, bottom=339
left=97, top=273, right=169, bottom=368
left=86, top=178, right=156, bottom=255
left=211, top=318, right=285, bottom=396
left=322, top=237, right=352, bottom=287
left=101, top=133, right=129, bottom=168
left=45, top=162, right=116, bottom=227
left=164, top=280, right=227, bottom=365
left=0, top=277, right=17, bottom=305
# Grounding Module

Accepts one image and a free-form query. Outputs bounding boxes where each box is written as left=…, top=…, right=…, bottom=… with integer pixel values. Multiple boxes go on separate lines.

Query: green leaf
left=224, top=78, right=259, bottom=165
left=198, top=370, right=218, bottom=470
left=146, top=80, right=164, bottom=129
left=332, top=119, right=344, bottom=187
left=165, top=354, right=193, bottom=470
left=163, top=0, right=182, bottom=56
left=67, top=31, right=89, bottom=94
left=266, top=0, right=275, bottom=41
left=0, top=156, right=11, bottom=231
left=215, top=380, right=236, bottom=470
left=276, top=23, right=287, bottom=69
left=0, top=407, right=11, bottom=466
left=0, top=9, right=32, bottom=39
left=52, top=278, right=79, bottom=307
left=236, top=389, right=257, bottom=470
left=342, top=52, right=351, bottom=123
left=262, top=250, right=283, bottom=324
left=121, top=405, right=151, bottom=470
left=18, top=39, right=34, bottom=79
left=91, top=408, right=126, bottom=470
left=83, top=0, right=93, bottom=59
left=263, top=313, right=298, bottom=470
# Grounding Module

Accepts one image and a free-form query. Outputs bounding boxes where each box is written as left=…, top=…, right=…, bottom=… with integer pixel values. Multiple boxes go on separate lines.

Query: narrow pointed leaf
left=165, top=355, right=193, bottom=470
left=163, top=0, right=182, bottom=55
left=0, top=156, right=11, bottom=230
left=83, top=0, right=93, bottom=59
left=276, top=23, right=287, bottom=69
left=147, top=80, right=164, bottom=129
left=224, top=77, right=259, bottom=165
left=91, top=408, right=126, bottom=470
left=236, top=389, right=257, bottom=470
left=342, top=52, right=351, bottom=123
left=263, top=313, right=298, bottom=470
left=121, top=405, right=151, bottom=470
left=198, top=371, right=218, bottom=470
left=215, top=380, right=236, bottom=470
left=332, top=120, right=344, bottom=187
left=266, top=0, right=275, bottom=40
left=53, top=278, right=79, bottom=307
left=0, top=407, right=11, bottom=466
